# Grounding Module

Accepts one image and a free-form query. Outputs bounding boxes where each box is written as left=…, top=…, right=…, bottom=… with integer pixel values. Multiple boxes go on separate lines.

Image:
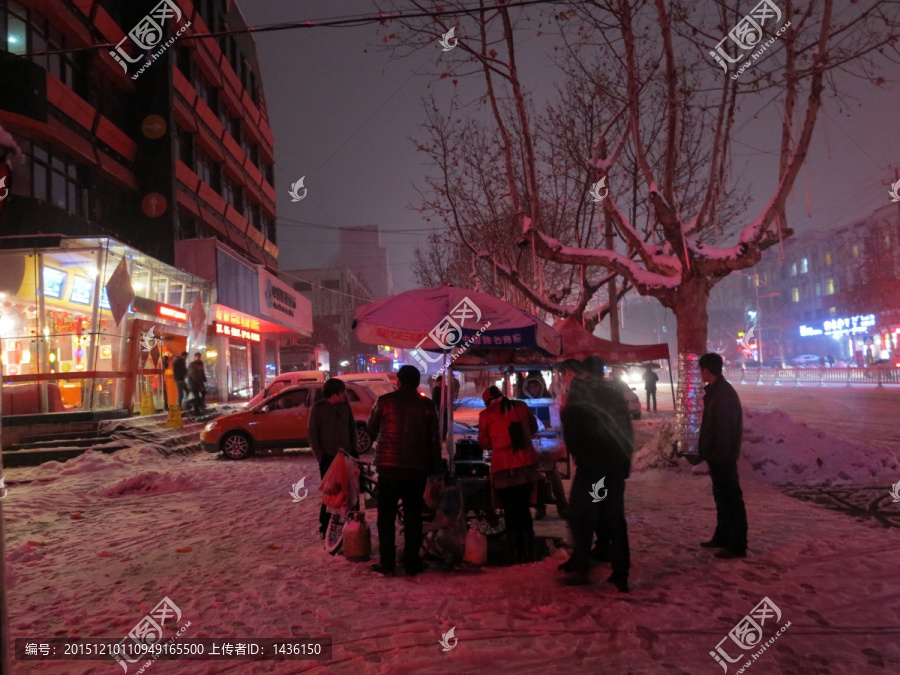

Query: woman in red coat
left=478, top=386, right=539, bottom=564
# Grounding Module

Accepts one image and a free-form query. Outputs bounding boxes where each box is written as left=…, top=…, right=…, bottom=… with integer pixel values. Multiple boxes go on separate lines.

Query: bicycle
left=324, top=456, right=379, bottom=556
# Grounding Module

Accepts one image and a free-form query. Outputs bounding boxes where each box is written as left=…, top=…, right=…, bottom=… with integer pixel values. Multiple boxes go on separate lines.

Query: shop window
left=826, top=279, right=835, bottom=295
left=791, top=288, right=799, bottom=303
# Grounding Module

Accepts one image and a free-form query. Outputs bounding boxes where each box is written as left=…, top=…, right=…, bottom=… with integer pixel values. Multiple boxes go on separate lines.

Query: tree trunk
left=671, top=280, right=711, bottom=456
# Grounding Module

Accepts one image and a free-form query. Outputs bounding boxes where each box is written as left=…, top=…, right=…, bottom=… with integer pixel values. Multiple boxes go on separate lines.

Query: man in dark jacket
left=643, top=366, right=659, bottom=412
left=308, top=378, right=358, bottom=538
left=173, top=351, right=188, bottom=408
left=368, top=365, right=441, bottom=576
left=558, top=357, right=633, bottom=591
left=187, top=353, right=206, bottom=413
left=698, top=352, right=748, bottom=559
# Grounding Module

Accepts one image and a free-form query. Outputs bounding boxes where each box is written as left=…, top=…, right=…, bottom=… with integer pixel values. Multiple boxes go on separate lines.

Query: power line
left=30, top=0, right=565, bottom=57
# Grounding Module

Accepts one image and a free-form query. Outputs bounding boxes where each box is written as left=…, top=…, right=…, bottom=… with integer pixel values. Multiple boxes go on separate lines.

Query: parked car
left=246, top=370, right=329, bottom=408
left=622, top=386, right=642, bottom=420
left=790, top=354, right=821, bottom=368
left=339, top=372, right=395, bottom=384
left=202, top=381, right=387, bottom=460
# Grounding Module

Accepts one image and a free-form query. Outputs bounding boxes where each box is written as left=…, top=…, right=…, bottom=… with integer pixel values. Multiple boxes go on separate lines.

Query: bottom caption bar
left=15, top=638, right=332, bottom=660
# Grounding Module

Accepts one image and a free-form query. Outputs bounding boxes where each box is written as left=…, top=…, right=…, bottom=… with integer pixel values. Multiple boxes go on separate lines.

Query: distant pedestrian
left=643, top=366, right=659, bottom=412
left=558, top=357, right=633, bottom=592
left=173, top=351, right=189, bottom=408
left=187, top=352, right=207, bottom=413
left=696, top=353, right=748, bottom=559
left=368, top=365, right=441, bottom=576
left=308, top=378, right=358, bottom=538
left=478, top=386, right=539, bottom=564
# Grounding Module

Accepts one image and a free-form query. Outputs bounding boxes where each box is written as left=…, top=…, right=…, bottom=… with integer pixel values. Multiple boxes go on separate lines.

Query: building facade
left=286, top=266, right=377, bottom=373
left=715, top=203, right=900, bottom=365
left=0, top=0, right=309, bottom=413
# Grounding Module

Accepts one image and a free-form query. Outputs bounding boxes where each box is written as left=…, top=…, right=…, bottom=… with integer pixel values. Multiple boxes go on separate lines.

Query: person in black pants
left=478, top=386, right=539, bottom=564
left=696, top=353, right=748, bottom=559
left=558, top=357, right=634, bottom=592
left=308, top=378, right=358, bottom=537
left=643, top=366, right=659, bottom=413
left=368, top=366, right=441, bottom=576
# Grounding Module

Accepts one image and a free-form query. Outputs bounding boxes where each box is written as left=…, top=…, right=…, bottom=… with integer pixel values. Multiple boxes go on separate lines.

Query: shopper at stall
left=478, top=385, right=540, bottom=564
left=558, top=357, right=633, bottom=591
left=187, top=352, right=207, bottom=413
left=308, top=377, right=359, bottom=538
left=368, top=365, right=442, bottom=576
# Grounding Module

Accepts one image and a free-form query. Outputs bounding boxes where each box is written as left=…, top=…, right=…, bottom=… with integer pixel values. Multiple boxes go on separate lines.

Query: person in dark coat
left=308, top=378, right=358, bottom=538
left=558, top=357, right=634, bottom=591
left=187, top=352, right=207, bottom=413
left=172, top=351, right=189, bottom=408
left=643, top=366, right=659, bottom=412
left=478, top=386, right=540, bottom=564
left=697, top=352, right=748, bottom=559
left=368, top=365, right=441, bottom=576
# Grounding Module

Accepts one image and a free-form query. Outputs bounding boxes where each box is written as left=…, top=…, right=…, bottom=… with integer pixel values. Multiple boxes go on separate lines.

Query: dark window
left=293, top=281, right=312, bottom=291
left=195, top=147, right=221, bottom=192
left=27, top=140, right=88, bottom=216
left=176, top=46, right=192, bottom=79
left=264, top=163, right=274, bottom=185
left=176, top=127, right=194, bottom=166
left=323, top=279, right=340, bottom=290
left=249, top=202, right=261, bottom=230
left=222, top=174, right=243, bottom=214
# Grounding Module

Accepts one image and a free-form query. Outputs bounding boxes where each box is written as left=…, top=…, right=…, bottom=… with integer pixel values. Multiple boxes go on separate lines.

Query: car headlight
left=203, top=421, right=220, bottom=433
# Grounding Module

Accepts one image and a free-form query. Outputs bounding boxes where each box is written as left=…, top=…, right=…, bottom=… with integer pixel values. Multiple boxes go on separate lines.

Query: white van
left=338, top=372, right=394, bottom=384
left=247, top=370, right=328, bottom=408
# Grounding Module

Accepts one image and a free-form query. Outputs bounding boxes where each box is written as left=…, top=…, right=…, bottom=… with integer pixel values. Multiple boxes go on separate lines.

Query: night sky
left=237, top=1, right=898, bottom=296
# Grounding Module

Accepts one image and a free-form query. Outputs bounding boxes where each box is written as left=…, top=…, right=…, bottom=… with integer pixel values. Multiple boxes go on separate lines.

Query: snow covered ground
left=3, top=406, right=900, bottom=674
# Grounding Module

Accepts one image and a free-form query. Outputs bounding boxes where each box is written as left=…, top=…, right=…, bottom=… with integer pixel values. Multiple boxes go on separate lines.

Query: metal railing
left=727, top=366, right=900, bottom=387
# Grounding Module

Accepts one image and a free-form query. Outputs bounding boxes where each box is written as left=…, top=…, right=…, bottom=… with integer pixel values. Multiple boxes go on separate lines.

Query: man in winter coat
left=643, top=366, right=659, bottom=412
left=172, top=351, right=189, bottom=408
left=478, top=386, right=539, bottom=564
left=187, top=352, right=207, bottom=413
left=308, top=378, right=358, bottom=538
left=697, top=352, right=748, bottom=559
left=558, top=357, right=634, bottom=591
left=367, top=365, right=441, bottom=576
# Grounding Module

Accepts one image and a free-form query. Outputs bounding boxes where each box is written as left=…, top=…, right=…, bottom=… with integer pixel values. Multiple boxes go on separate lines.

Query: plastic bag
left=464, top=530, right=488, bottom=565
left=320, top=453, right=360, bottom=516
left=424, top=477, right=443, bottom=509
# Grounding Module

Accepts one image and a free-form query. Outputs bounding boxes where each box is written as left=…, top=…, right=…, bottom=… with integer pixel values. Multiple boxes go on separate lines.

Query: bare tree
left=380, top=0, right=899, bottom=450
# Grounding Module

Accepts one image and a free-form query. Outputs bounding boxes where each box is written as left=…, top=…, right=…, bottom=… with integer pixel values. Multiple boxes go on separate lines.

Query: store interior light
left=206, top=350, right=217, bottom=358
left=43, top=327, right=50, bottom=337
left=339, top=360, right=350, bottom=367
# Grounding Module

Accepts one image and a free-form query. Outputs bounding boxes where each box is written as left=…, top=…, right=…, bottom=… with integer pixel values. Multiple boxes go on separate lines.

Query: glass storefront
left=0, top=237, right=211, bottom=416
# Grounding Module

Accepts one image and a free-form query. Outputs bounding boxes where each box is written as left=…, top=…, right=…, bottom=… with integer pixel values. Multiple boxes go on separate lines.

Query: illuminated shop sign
left=132, top=296, right=188, bottom=323
left=214, top=322, right=261, bottom=342
left=799, top=313, right=875, bottom=338
left=214, top=307, right=260, bottom=332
